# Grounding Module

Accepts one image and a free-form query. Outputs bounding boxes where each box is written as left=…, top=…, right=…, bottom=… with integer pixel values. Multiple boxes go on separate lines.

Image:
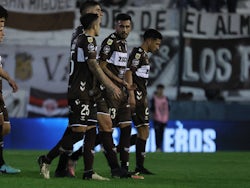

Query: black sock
left=0, top=127, right=5, bottom=166
left=46, top=143, right=61, bottom=164
left=95, top=133, right=101, bottom=147
left=119, top=126, right=131, bottom=171
left=55, top=153, right=68, bottom=172
left=70, top=147, right=82, bottom=161
left=0, top=146, right=4, bottom=166
left=46, top=127, right=72, bottom=163
left=83, top=128, right=96, bottom=172
left=130, top=134, right=137, bottom=146
left=99, top=131, right=119, bottom=170
left=60, top=131, right=85, bottom=153
left=136, top=137, right=146, bottom=169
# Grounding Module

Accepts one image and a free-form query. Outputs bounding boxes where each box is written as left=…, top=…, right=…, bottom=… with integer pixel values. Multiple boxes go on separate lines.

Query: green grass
left=1, top=150, right=250, bottom=188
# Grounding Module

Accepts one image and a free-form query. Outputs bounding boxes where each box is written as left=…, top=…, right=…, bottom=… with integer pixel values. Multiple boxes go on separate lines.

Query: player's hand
left=122, top=80, right=137, bottom=91
left=109, top=85, right=121, bottom=100
left=126, top=83, right=137, bottom=91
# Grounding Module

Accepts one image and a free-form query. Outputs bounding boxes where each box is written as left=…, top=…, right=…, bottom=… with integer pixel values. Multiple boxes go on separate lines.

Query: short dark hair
left=143, top=29, right=162, bottom=41
left=0, top=5, right=8, bottom=19
left=115, top=13, right=131, bottom=22
left=80, top=13, right=99, bottom=30
left=79, top=0, right=100, bottom=15
left=157, top=84, right=164, bottom=89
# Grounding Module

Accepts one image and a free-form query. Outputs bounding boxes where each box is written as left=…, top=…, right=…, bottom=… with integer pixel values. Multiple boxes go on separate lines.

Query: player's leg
left=0, top=100, right=20, bottom=174
left=0, top=121, right=4, bottom=167
left=38, top=127, right=85, bottom=179
left=54, top=153, right=70, bottom=177
left=97, top=114, right=122, bottom=174
left=97, top=97, right=128, bottom=178
left=130, top=133, right=137, bottom=146
left=118, top=123, right=131, bottom=172
left=82, top=126, right=96, bottom=179
left=117, top=103, right=132, bottom=172
left=38, top=126, right=71, bottom=178
left=117, top=133, right=136, bottom=152
left=38, top=99, right=88, bottom=179
left=158, top=123, right=165, bottom=151
left=134, top=124, right=154, bottom=174
left=133, top=100, right=154, bottom=175
left=154, top=120, right=161, bottom=151
left=76, top=102, right=109, bottom=181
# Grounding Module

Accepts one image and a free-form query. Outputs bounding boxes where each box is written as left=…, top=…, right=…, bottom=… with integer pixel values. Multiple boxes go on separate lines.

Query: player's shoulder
left=102, top=33, right=117, bottom=45
left=78, top=34, right=95, bottom=42
left=133, top=47, right=143, bottom=53
left=71, top=25, right=84, bottom=39
left=75, top=25, right=84, bottom=34
left=131, top=47, right=143, bottom=58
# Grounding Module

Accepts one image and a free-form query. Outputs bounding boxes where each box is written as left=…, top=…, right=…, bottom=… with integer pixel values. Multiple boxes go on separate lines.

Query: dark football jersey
left=98, top=33, right=128, bottom=88
left=71, top=25, right=84, bottom=46
left=68, top=34, right=97, bottom=100
left=127, top=47, right=150, bottom=97
left=0, top=56, right=2, bottom=93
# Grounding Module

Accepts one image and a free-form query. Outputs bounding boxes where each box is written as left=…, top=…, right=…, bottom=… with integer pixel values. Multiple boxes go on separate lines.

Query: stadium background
left=1, top=0, right=250, bottom=152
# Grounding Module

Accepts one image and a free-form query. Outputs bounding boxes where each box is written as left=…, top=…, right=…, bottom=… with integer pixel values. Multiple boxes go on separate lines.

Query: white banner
left=184, top=10, right=250, bottom=39
left=101, top=5, right=178, bottom=33
left=0, top=0, right=75, bottom=31
left=0, top=45, right=69, bottom=92
left=0, top=0, right=75, bottom=13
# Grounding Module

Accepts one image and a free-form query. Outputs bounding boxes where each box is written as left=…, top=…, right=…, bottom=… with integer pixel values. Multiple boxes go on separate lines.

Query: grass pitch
left=1, top=150, right=250, bottom=188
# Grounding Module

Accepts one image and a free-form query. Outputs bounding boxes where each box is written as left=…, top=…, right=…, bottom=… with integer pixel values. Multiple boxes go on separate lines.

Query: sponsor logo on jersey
left=135, top=53, right=141, bottom=59
left=132, top=59, right=140, bottom=66
left=88, top=43, right=95, bottom=52
left=103, top=45, right=111, bottom=54
left=118, top=56, right=127, bottom=63
left=87, top=37, right=93, bottom=43
left=107, top=39, right=113, bottom=45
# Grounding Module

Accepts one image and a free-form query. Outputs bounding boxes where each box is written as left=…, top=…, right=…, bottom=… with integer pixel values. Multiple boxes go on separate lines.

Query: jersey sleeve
left=98, top=37, right=114, bottom=61
left=78, top=36, right=97, bottom=62
left=71, top=25, right=84, bottom=45
left=127, top=48, right=141, bottom=72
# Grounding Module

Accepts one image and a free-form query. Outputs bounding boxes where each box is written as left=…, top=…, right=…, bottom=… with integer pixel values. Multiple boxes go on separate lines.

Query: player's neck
left=85, top=29, right=95, bottom=37
left=141, top=43, right=148, bottom=53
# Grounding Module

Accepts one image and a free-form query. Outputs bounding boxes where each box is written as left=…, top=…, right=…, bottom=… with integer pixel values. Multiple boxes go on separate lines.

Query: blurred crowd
left=76, top=0, right=240, bottom=13
left=168, top=0, right=238, bottom=13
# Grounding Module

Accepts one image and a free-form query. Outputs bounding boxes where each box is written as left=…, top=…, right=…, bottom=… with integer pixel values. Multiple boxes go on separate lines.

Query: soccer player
left=96, top=13, right=134, bottom=178
left=125, top=28, right=162, bottom=175
left=38, top=0, right=103, bottom=177
left=71, top=1, right=103, bottom=44
left=37, top=13, right=121, bottom=180
left=0, top=5, right=21, bottom=174
left=52, top=0, right=104, bottom=177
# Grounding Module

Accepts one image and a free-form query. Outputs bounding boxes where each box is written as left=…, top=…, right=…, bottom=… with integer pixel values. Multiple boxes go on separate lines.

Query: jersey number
left=69, top=51, right=75, bottom=76
left=109, top=108, right=117, bottom=120
left=81, top=104, right=90, bottom=116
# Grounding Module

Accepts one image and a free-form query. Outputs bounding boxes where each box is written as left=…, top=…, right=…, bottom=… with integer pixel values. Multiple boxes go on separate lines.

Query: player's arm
left=0, top=67, right=18, bottom=92
left=99, top=60, right=127, bottom=86
left=124, top=68, right=136, bottom=110
left=87, top=59, right=121, bottom=100
left=98, top=37, right=128, bottom=87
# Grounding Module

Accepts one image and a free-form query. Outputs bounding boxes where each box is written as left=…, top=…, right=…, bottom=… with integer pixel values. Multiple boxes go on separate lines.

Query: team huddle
left=0, top=1, right=162, bottom=180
